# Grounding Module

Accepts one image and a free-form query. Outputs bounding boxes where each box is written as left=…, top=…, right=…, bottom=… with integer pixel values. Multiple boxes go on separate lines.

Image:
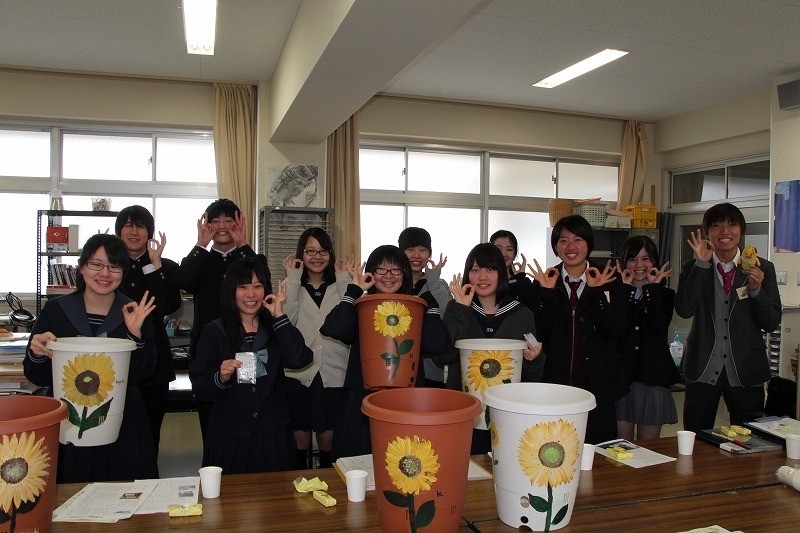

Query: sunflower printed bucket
left=483, top=383, right=596, bottom=531
left=355, top=294, right=426, bottom=389
left=362, top=388, right=481, bottom=533
left=456, top=338, right=525, bottom=430
left=49, top=337, right=134, bottom=447
left=0, top=396, right=67, bottom=533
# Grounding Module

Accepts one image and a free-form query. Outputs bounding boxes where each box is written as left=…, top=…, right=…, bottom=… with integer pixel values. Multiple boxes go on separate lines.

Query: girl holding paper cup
left=442, top=243, right=545, bottom=454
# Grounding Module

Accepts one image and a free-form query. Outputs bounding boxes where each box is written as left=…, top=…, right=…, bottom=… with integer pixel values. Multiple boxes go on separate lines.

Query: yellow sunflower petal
left=517, top=419, right=579, bottom=488
left=385, top=435, right=440, bottom=495
left=61, top=352, right=116, bottom=407
left=465, top=350, right=516, bottom=394
left=0, top=431, right=51, bottom=513
left=373, top=302, right=413, bottom=338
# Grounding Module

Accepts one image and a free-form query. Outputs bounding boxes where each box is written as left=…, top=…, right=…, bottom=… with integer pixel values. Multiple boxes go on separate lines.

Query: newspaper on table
left=595, top=438, right=677, bottom=468
left=52, top=477, right=200, bottom=522
left=745, top=416, right=800, bottom=440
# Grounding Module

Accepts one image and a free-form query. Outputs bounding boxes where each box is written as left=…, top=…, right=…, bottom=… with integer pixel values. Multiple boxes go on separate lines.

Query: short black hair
left=364, top=245, right=413, bottom=294
left=551, top=215, right=594, bottom=255
left=398, top=227, right=432, bottom=252
left=76, top=234, right=130, bottom=292
left=115, top=205, right=155, bottom=239
left=702, top=202, right=746, bottom=236
left=619, top=235, right=660, bottom=267
left=490, top=230, right=518, bottom=255
left=462, top=243, right=509, bottom=305
left=205, top=199, right=240, bottom=221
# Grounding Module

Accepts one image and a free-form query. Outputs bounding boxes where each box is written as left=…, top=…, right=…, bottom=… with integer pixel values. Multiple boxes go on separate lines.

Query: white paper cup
left=785, top=433, right=800, bottom=460
left=581, top=443, right=596, bottom=470
left=677, top=430, right=696, bottom=455
left=345, top=469, right=369, bottom=502
left=199, top=466, right=222, bottom=498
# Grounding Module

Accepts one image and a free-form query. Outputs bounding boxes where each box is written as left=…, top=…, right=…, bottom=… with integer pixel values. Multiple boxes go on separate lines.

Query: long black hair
left=364, top=245, right=413, bottom=295
left=462, top=243, right=509, bottom=306
left=75, top=234, right=130, bottom=292
left=220, top=257, right=272, bottom=351
left=294, top=227, right=336, bottom=283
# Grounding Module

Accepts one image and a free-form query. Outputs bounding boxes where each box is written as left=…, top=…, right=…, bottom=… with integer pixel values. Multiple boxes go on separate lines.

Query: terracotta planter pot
left=455, top=338, right=526, bottom=430
left=49, top=337, right=135, bottom=446
left=0, top=396, right=67, bottom=533
left=355, top=294, right=426, bottom=389
left=362, top=388, right=481, bottom=533
left=483, top=383, right=596, bottom=531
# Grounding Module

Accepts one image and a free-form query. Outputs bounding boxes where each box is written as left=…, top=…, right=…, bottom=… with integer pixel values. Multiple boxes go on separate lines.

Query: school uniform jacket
left=189, top=315, right=313, bottom=438
left=674, top=256, right=781, bottom=387
left=537, top=264, right=629, bottom=405
left=618, top=283, right=681, bottom=388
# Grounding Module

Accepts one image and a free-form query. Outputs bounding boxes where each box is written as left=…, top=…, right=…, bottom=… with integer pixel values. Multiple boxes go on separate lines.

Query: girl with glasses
left=282, top=228, right=352, bottom=469
left=321, top=245, right=448, bottom=461
left=24, top=233, right=159, bottom=482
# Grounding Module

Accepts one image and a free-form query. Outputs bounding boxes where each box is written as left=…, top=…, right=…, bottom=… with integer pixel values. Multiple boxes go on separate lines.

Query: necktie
left=568, top=280, right=582, bottom=308
left=716, top=262, right=735, bottom=294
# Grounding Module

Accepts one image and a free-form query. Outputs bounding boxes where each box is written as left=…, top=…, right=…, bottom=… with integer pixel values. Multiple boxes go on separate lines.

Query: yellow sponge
left=293, top=476, right=329, bottom=493
left=168, top=504, right=203, bottom=517
left=312, top=490, right=337, bottom=507
left=607, top=446, right=634, bottom=460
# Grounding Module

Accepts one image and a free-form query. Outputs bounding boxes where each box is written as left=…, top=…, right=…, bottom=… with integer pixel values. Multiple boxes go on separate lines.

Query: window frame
left=667, top=154, right=770, bottom=211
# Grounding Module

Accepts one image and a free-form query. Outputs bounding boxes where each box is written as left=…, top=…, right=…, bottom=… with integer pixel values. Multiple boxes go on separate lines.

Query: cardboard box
left=604, top=215, right=632, bottom=229
left=46, top=226, right=69, bottom=243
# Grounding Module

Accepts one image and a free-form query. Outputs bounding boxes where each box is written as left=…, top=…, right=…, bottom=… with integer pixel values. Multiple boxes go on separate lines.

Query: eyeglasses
left=303, top=249, right=330, bottom=257
left=373, top=267, right=404, bottom=276
left=85, top=260, right=124, bottom=274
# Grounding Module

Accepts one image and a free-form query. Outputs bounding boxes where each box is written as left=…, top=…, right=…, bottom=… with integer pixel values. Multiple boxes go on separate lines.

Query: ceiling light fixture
left=533, top=49, right=628, bottom=89
left=183, top=0, right=217, bottom=55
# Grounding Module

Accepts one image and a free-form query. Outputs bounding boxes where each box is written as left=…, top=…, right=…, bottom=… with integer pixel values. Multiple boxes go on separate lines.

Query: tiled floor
left=156, top=390, right=729, bottom=478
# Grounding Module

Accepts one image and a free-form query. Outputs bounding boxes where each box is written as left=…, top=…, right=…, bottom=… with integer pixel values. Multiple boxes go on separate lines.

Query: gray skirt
left=615, top=381, right=678, bottom=426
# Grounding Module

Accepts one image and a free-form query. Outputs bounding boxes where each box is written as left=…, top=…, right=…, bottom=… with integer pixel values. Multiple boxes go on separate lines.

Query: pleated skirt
left=615, top=381, right=678, bottom=426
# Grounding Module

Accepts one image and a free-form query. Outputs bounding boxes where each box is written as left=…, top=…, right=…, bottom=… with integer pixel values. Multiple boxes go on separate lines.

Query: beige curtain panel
left=326, top=112, right=361, bottom=261
left=618, top=120, right=647, bottom=207
left=212, top=83, right=256, bottom=228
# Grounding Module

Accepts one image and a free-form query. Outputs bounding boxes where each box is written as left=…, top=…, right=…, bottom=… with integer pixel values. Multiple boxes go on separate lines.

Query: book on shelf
left=696, top=428, right=783, bottom=454
left=333, top=453, right=492, bottom=491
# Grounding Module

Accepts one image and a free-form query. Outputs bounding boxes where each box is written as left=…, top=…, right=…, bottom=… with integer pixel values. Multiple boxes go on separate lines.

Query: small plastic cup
left=345, top=469, right=369, bottom=502
left=199, top=466, right=223, bottom=498
left=580, top=443, right=596, bottom=471
left=677, top=430, right=696, bottom=455
left=785, top=433, right=800, bottom=460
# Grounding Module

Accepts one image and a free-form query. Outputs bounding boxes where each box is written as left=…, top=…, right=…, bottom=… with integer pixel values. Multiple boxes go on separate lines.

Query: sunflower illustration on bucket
left=383, top=435, right=441, bottom=532
left=61, top=352, right=116, bottom=439
left=0, top=431, right=51, bottom=533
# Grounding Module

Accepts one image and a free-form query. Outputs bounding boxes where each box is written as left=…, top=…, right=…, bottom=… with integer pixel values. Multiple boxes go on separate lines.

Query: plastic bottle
left=776, top=466, right=800, bottom=491
left=669, top=331, right=684, bottom=366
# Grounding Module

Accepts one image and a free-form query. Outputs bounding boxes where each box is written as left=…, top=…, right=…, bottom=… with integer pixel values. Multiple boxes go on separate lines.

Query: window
left=359, top=145, right=619, bottom=281
left=670, top=156, right=769, bottom=205
left=0, top=124, right=217, bottom=294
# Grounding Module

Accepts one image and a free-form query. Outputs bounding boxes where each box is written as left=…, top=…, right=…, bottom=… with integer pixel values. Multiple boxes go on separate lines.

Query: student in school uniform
left=531, top=215, right=629, bottom=444
left=491, top=230, right=540, bottom=313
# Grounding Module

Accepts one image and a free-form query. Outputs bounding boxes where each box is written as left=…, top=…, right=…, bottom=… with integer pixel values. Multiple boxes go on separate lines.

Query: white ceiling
left=2, top=0, right=800, bottom=132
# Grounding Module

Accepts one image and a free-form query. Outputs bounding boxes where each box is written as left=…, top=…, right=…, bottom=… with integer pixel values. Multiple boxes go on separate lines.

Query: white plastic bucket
left=49, top=337, right=134, bottom=446
left=484, top=383, right=596, bottom=531
left=455, top=338, right=525, bottom=430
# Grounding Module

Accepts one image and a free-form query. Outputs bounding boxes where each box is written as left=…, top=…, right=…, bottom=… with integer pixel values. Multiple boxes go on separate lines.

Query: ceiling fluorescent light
left=183, top=0, right=217, bottom=55
left=533, top=49, right=628, bottom=88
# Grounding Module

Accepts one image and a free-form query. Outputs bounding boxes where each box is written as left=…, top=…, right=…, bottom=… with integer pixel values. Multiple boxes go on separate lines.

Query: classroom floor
left=156, top=390, right=729, bottom=478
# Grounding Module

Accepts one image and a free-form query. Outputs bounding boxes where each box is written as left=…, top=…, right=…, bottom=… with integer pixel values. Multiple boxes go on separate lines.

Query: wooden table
left=53, top=437, right=797, bottom=532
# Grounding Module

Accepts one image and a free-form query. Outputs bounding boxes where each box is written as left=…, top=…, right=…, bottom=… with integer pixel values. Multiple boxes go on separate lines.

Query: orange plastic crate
left=623, top=203, right=657, bottom=221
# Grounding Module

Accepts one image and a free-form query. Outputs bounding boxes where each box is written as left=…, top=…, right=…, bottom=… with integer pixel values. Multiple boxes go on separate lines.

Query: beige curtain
left=212, top=83, right=256, bottom=224
left=326, top=112, right=360, bottom=261
left=617, top=120, right=647, bottom=207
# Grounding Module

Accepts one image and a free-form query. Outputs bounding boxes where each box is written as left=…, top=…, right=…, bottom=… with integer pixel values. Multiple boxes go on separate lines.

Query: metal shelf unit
left=257, top=206, right=334, bottom=279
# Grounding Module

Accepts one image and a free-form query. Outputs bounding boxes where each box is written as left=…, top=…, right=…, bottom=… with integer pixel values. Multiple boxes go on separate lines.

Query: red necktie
left=568, top=280, right=582, bottom=308
left=716, top=263, right=735, bottom=294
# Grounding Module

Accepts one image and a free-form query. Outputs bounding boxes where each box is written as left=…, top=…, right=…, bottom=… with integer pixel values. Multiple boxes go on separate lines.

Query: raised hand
left=229, top=210, right=248, bottom=248
left=745, top=265, right=765, bottom=291
left=335, top=253, right=355, bottom=273
left=523, top=341, right=543, bottom=362
left=263, top=280, right=287, bottom=317
left=511, top=253, right=528, bottom=275
left=349, top=262, right=374, bottom=291
left=123, top=290, right=156, bottom=338
left=586, top=260, right=617, bottom=288
left=196, top=213, right=215, bottom=248
left=687, top=229, right=713, bottom=263
left=30, top=331, right=57, bottom=358
left=427, top=254, right=448, bottom=271
left=530, top=259, right=559, bottom=289
left=648, top=261, right=673, bottom=284
left=147, top=231, right=167, bottom=269
left=615, top=259, right=634, bottom=285
left=448, top=274, right=474, bottom=306
left=283, top=254, right=302, bottom=271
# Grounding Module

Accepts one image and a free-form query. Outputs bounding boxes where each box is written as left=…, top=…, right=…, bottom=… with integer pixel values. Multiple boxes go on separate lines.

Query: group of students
left=25, top=199, right=781, bottom=483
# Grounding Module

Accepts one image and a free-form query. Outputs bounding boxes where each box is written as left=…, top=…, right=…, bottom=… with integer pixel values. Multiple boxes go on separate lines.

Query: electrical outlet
left=777, top=271, right=787, bottom=285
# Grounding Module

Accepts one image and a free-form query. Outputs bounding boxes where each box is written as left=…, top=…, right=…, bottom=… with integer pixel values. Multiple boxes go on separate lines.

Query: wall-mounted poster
left=774, top=179, right=800, bottom=253
left=266, top=164, right=319, bottom=207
